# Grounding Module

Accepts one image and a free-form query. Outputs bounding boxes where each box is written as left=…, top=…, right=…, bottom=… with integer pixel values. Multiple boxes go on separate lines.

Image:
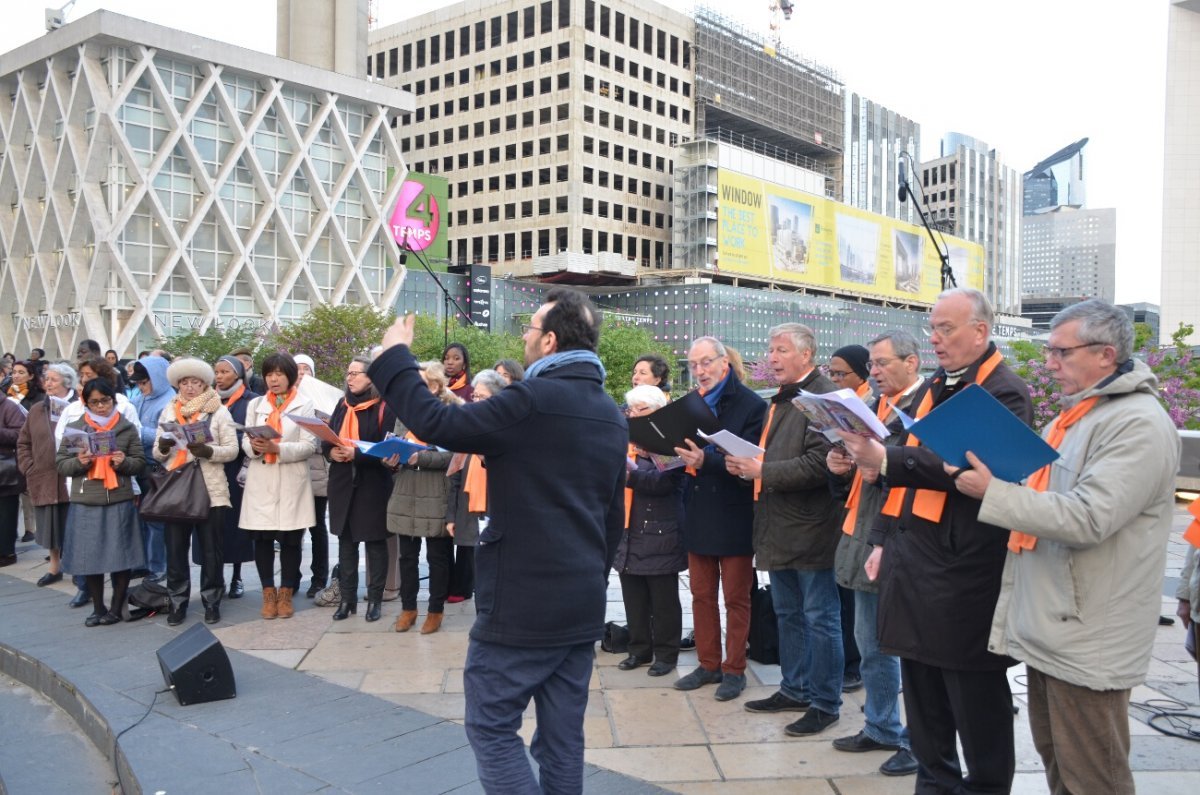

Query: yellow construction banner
left=716, top=170, right=984, bottom=303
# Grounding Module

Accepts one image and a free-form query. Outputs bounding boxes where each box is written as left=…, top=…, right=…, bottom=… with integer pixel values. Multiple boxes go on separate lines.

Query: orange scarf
left=337, top=397, right=380, bottom=445
left=1008, top=397, right=1101, bottom=553
left=83, top=411, right=120, bottom=489
left=222, top=383, right=246, bottom=409
left=464, top=454, right=488, bottom=513
left=842, top=397, right=893, bottom=535
left=881, top=349, right=1004, bottom=523
left=624, top=443, right=637, bottom=526
left=169, top=403, right=200, bottom=471
left=855, top=381, right=872, bottom=400
left=7, top=382, right=28, bottom=400
left=263, top=388, right=297, bottom=464
left=448, top=372, right=468, bottom=393
left=1184, top=499, right=1200, bottom=548
left=753, top=402, right=777, bottom=501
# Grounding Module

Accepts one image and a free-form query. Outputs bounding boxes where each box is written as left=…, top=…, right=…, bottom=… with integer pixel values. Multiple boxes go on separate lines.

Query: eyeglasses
left=924, top=322, right=960, bottom=338
left=1041, top=342, right=1102, bottom=360
left=866, top=357, right=898, bottom=369
left=686, top=356, right=724, bottom=372
left=345, top=370, right=367, bottom=379
left=520, top=323, right=543, bottom=334
left=827, top=369, right=851, bottom=379
left=86, top=397, right=113, bottom=408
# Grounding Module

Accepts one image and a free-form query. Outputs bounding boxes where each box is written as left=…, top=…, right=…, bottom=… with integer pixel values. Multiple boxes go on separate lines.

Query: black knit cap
left=832, top=344, right=870, bottom=381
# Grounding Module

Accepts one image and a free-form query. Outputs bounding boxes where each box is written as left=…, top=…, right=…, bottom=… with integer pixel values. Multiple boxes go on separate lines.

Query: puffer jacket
left=130, top=356, right=175, bottom=461
left=979, top=359, right=1181, bottom=691
left=752, top=370, right=840, bottom=570
left=386, top=422, right=453, bottom=537
left=152, top=403, right=239, bottom=508
left=55, top=415, right=145, bottom=504
left=612, top=455, right=687, bottom=576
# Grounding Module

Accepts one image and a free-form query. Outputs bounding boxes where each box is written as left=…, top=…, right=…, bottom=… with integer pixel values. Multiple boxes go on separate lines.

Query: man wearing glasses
left=672, top=336, right=766, bottom=700
left=369, top=288, right=627, bottom=794
left=839, top=287, right=1031, bottom=793
left=952, top=299, right=1180, bottom=794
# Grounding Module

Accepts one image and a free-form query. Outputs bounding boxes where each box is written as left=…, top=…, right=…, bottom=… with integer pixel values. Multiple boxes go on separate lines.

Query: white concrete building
left=0, top=10, right=413, bottom=358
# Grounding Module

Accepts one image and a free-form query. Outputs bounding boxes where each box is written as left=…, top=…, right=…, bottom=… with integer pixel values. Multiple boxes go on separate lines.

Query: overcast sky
left=2, top=0, right=1169, bottom=304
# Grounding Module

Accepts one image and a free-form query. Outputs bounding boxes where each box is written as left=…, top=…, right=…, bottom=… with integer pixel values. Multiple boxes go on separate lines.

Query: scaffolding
left=692, top=6, right=844, bottom=198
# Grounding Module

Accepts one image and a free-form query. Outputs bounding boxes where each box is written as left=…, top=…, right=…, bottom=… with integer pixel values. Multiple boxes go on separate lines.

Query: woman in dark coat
left=15, top=363, right=74, bottom=581
left=204, top=355, right=258, bottom=598
left=323, top=356, right=397, bottom=622
left=8, top=359, right=46, bottom=411
left=614, top=384, right=688, bottom=676
left=0, top=396, right=27, bottom=567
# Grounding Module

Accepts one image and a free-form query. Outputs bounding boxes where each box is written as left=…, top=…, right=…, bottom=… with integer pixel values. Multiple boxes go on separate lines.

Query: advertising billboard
left=389, top=171, right=449, bottom=261
left=716, top=170, right=984, bottom=303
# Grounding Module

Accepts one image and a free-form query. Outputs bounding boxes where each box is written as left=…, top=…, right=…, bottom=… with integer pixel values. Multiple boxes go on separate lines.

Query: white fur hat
left=294, top=354, right=316, bottom=374
left=166, top=357, right=215, bottom=388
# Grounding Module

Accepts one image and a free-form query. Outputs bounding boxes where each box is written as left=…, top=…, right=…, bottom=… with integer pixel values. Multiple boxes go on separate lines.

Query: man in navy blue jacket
left=368, top=288, right=627, bottom=794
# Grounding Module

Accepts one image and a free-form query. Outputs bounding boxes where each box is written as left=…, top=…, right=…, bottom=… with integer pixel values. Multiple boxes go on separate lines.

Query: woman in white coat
left=239, top=352, right=319, bottom=620
left=153, top=358, right=238, bottom=627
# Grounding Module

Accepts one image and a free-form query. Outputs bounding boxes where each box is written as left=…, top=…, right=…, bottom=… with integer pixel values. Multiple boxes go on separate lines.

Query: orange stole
left=263, top=389, right=297, bottom=464
left=855, top=382, right=872, bottom=399
left=752, top=402, right=777, bottom=501
left=881, top=349, right=1004, bottom=523
left=1008, top=397, right=1100, bottom=553
left=624, top=444, right=637, bottom=527
left=337, top=398, right=380, bottom=445
left=222, top=383, right=246, bottom=409
left=83, top=411, right=121, bottom=489
left=464, top=455, right=488, bottom=513
left=1184, top=498, right=1200, bottom=548
left=169, top=403, right=199, bottom=470
left=842, top=397, right=894, bottom=535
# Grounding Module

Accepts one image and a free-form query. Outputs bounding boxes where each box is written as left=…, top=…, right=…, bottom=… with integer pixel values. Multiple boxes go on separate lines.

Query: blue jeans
left=854, top=590, right=907, bottom=748
left=142, top=519, right=166, bottom=575
left=464, top=638, right=594, bottom=794
left=769, top=568, right=843, bottom=715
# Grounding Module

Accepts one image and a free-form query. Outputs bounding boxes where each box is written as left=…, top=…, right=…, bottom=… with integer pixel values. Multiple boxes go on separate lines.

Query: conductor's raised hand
left=381, top=314, right=416, bottom=352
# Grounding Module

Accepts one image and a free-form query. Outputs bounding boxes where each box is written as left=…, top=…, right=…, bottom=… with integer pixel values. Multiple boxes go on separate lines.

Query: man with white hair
left=953, top=299, right=1180, bottom=794
left=840, top=288, right=1032, bottom=793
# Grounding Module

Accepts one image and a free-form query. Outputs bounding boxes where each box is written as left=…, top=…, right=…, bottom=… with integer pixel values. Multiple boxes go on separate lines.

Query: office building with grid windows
left=0, top=10, right=413, bottom=358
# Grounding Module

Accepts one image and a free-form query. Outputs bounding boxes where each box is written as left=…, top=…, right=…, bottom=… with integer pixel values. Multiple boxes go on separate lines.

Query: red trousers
left=687, top=552, right=753, bottom=675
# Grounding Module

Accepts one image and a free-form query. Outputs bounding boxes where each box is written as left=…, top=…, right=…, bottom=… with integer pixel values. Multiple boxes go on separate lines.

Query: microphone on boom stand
left=896, top=151, right=956, bottom=290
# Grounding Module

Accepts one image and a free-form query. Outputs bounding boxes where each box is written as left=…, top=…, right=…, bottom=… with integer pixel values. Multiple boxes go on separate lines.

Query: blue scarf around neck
left=524, top=349, right=607, bottom=382
left=700, top=367, right=733, bottom=415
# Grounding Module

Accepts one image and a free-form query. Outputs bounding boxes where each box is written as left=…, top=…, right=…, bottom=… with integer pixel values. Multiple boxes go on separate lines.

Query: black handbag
left=0, top=452, right=24, bottom=492
left=601, top=621, right=630, bottom=654
left=747, top=581, right=780, bottom=665
left=139, top=459, right=211, bottom=524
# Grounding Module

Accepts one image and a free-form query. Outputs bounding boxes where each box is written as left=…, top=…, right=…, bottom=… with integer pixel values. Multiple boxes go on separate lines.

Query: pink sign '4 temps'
left=390, top=179, right=440, bottom=253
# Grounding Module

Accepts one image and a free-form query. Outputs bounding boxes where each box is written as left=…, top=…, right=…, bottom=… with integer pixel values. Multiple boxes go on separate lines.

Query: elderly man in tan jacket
left=952, top=299, right=1181, bottom=795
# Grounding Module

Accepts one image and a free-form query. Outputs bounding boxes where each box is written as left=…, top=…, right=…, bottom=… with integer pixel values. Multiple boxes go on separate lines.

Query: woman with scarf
left=153, top=358, right=238, bottom=626
left=444, top=368, right=507, bottom=605
left=388, top=361, right=459, bottom=634
left=211, top=355, right=258, bottom=598
left=16, top=363, right=76, bottom=581
left=8, top=359, right=46, bottom=411
left=239, top=352, right=320, bottom=620
left=441, top=343, right=474, bottom=402
left=323, top=356, right=398, bottom=623
left=56, top=378, right=146, bottom=625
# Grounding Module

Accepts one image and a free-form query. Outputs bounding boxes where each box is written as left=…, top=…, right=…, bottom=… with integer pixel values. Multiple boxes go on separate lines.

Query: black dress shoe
left=85, top=613, right=103, bottom=627
left=228, top=579, right=244, bottom=599
left=364, top=599, right=382, bottom=623
left=332, top=601, right=358, bottom=620
left=617, top=655, right=651, bottom=671
left=204, top=605, right=220, bottom=624
left=37, top=572, right=63, bottom=587
left=69, top=590, right=90, bottom=608
left=167, top=607, right=187, bottom=626
left=680, top=630, right=696, bottom=650
left=647, top=661, right=676, bottom=677
left=20, top=531, right=35, bottom=543
left=0, top=554, right=16, bottom=567
left=832, top=730, right=901, bottom=753
left=98, top=612, right=122, bottom=626
left=880, top=748, right=919, bottom=776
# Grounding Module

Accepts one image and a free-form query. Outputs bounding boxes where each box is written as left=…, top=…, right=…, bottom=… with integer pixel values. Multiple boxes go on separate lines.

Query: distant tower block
left=277, top=0, right=368, bottom=78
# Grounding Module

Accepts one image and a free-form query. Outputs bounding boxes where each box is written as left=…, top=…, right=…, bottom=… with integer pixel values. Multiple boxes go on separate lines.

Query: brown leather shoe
left=393, top=609, right=418, bottom=632
left=420, top=612, right=444, bottom=634
left=276, top=587, right=295, bottom=619
left=261, top=587, right=278, bottom=619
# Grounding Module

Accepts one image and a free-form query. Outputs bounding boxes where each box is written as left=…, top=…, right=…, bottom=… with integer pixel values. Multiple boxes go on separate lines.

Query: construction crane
left=45, top=0, right=77, bottom=32
left=766, top=0, right=794, bottom=56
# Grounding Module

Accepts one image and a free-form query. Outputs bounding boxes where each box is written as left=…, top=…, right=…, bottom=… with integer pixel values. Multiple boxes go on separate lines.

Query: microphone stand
left=898, top=151, right=956, bottom=291
left=398, top=243, right=471, bottom=349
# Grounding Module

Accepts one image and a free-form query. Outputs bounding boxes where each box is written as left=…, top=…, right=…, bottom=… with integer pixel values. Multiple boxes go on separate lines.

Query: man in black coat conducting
left=368, top=288, right=627, bottom=795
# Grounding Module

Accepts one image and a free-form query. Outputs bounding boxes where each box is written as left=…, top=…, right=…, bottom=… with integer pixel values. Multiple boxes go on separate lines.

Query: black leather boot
left=332, top=601, right=358, bottom=621
left=364, top=599, right=382, bottom=623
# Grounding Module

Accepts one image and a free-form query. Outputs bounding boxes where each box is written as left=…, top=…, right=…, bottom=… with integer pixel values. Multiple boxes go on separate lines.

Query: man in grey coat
left=953, top=299, right=1181, bottom=795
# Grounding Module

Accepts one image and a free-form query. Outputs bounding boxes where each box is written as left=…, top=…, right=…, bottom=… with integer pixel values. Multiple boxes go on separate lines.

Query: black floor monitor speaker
left=156, top=623, right=237, bottom=706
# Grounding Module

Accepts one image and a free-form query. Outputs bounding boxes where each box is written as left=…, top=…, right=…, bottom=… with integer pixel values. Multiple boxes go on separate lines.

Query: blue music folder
left=907, top=384, right=1057, bottom=483
left=352, top=437, right=430, bottom=460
